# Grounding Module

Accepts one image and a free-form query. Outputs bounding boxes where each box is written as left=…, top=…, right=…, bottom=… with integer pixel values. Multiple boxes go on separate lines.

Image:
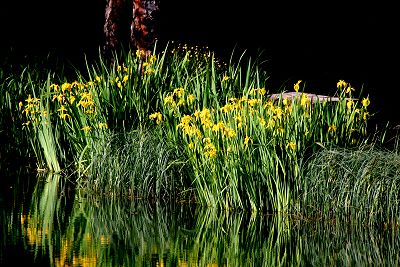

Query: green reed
left=85, top=127, right=192, bottom=201
left=153, top=57, right=371, bottom=211
left=291, top=218, right=400, bottom=266
left=13, top=172, right=72, bottom=265
left=299, top=142, right=400, bottom=225
left=4, top=41, right=377, bottom=212
left=16, top=42, right=229, bottom=173
left=0, top=54, right=70, bottom=164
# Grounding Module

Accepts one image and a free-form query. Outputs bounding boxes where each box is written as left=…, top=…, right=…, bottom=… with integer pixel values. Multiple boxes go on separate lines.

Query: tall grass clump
left=0, top=60, right=67, bottom=169
left=300, top=142, right=400, bottom=225
left=17, top=42, right=229, bottom=173
left=152, top=64, right=372, bottom=211
left=13, top=42, right=375, bottom=212
left=83, top=127, right=192, bottom=201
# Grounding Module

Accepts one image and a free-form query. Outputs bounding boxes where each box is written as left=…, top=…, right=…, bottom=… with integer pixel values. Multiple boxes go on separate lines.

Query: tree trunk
left=103, top=0, right=159, bottom=59
left=131, top=0, right=160, bottom=55
left=103, top=0, right=132, bottom=56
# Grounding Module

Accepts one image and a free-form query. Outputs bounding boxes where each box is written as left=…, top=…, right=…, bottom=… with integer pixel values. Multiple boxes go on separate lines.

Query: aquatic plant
left=152, top=77, right=371, bottom=211
left=85, top=127, right=192, bottom=201
left=300, top=142, right=400, bottom=226
left=5, top=42, right=376, bottom=212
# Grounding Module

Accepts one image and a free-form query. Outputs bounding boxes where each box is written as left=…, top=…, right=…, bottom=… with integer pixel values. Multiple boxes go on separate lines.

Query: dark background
left=1, top=1, right=398, bottom=127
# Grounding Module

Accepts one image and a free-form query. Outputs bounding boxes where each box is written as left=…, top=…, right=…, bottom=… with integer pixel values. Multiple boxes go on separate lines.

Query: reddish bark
left=131, top=0, right=160, bottom=56
left=103, top=0, right=159, bottom=58
left=103, top=0, right=132, bottom=53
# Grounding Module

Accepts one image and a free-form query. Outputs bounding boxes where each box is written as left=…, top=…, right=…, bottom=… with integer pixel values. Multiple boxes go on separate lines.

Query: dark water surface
left=1, top=165, right=400, bottom=266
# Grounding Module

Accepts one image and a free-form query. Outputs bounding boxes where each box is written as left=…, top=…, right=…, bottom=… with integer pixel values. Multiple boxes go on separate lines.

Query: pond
left=1, top=165, right=399, bottom=266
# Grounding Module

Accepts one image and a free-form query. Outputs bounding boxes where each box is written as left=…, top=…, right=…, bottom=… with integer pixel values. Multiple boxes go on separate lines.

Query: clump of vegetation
left=85, top=127, right=193, bottom=201
left=2, top=41, right=391, bottom=214
left=152, top=77, right=370, bottom=211
left=300, top=142, right=400, bottom=225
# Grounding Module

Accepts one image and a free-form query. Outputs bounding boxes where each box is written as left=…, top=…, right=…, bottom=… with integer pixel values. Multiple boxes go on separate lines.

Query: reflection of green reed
left=292, top=220, right=400, bottom=266
left=0, top=167, right=37, bottom=262
left=191, top=209, right=294, bottom=267
left=17, top=176, right=400, bottom=266
left=47, top=192, right=296, bottom=267
left=22, top=173, right=66, bottom=264
left=51, top=195, right=200, bottom=266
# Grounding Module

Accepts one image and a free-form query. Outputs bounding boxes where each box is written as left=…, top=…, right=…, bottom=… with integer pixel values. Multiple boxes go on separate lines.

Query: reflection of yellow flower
left=100, top=235, right=111, bottom=246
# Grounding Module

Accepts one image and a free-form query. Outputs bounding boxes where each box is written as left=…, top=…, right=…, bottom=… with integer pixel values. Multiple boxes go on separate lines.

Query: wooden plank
left=268, top=92, right=357, bottom=102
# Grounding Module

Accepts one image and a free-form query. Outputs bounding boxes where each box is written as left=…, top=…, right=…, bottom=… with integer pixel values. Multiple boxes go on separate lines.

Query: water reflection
left=1, top=171, right=400, bottom=266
